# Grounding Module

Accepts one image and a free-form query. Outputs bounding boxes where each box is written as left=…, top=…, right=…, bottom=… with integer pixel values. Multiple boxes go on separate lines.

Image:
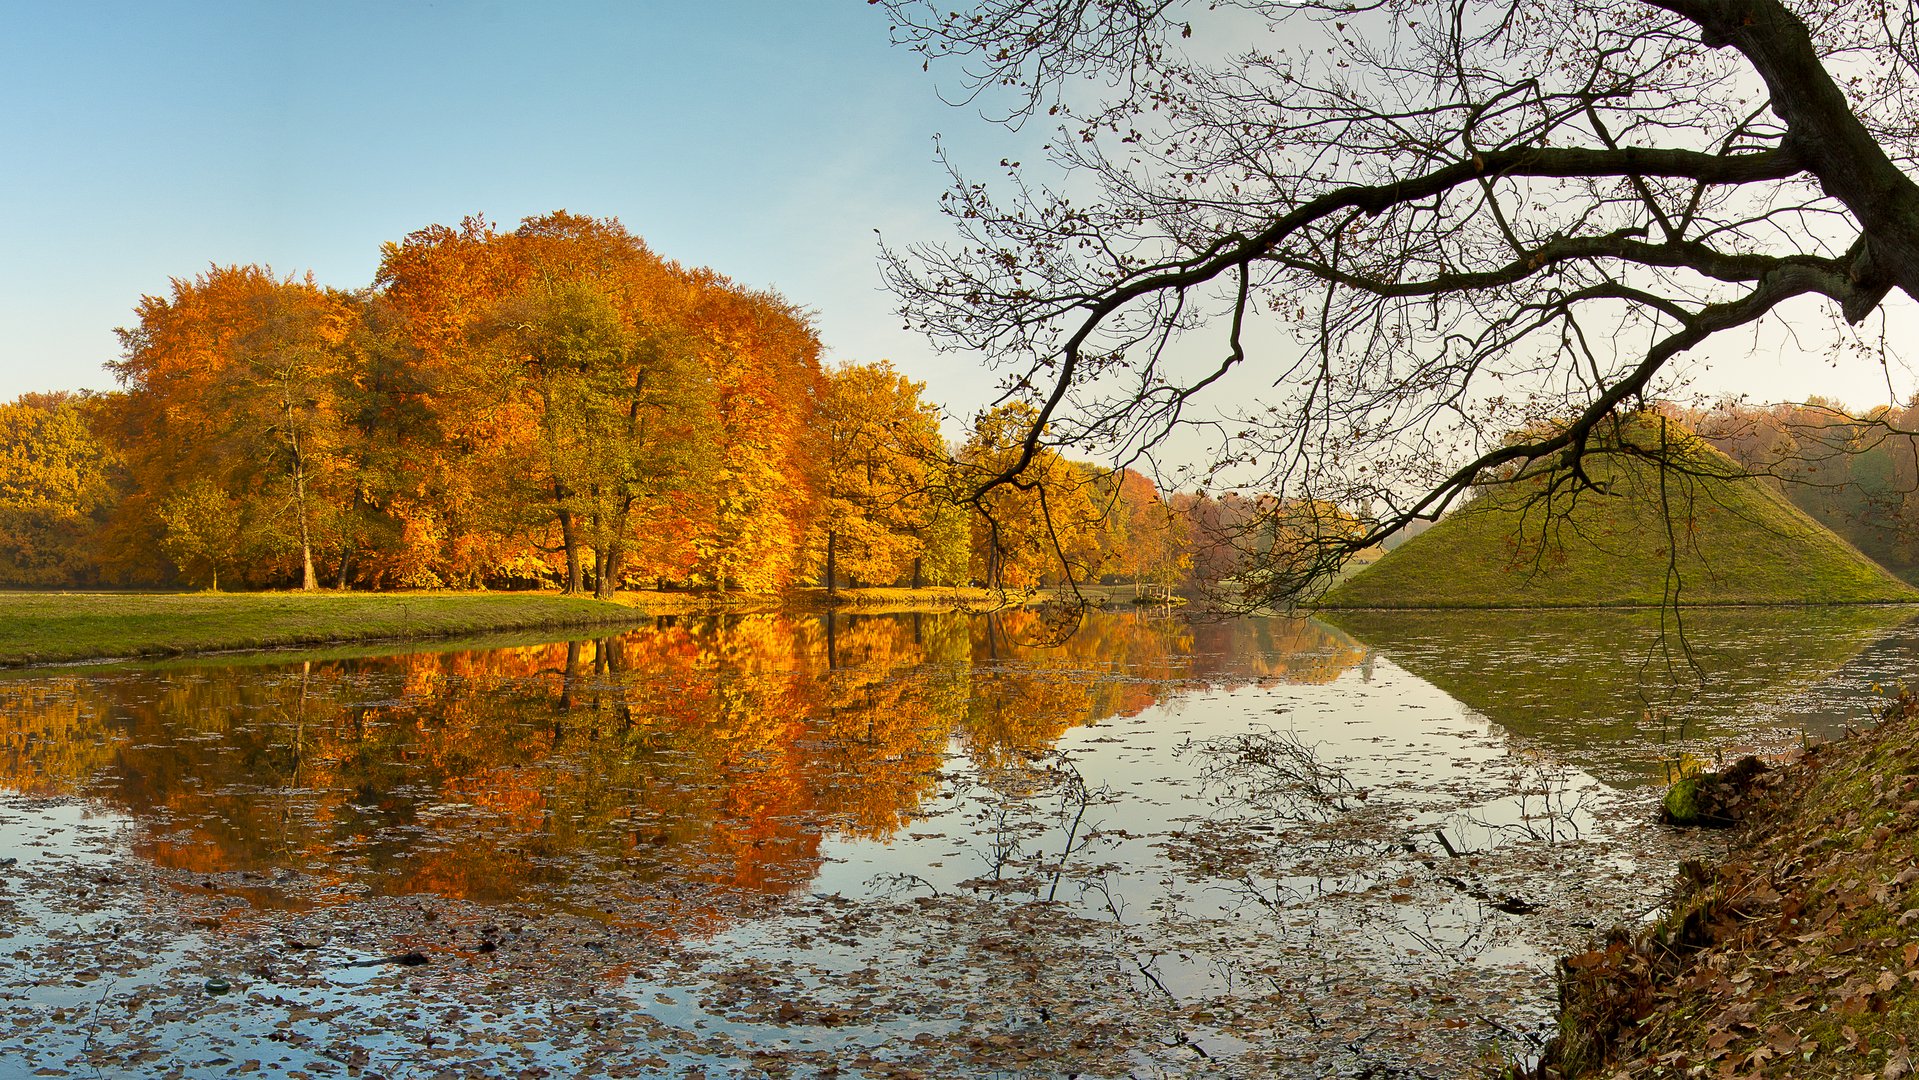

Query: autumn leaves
left=92, top=212, right=859, bottom=594
left=0, top=211, right=1199, bottom=595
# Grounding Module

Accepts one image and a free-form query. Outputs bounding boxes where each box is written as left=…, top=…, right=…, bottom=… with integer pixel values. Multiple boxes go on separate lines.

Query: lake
left=3, top=605, right=1916, bottom=1077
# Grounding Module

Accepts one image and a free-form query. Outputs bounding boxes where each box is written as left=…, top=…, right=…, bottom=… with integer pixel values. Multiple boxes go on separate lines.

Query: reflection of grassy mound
left=1325, top=424, right=1919, bottom=607
left=1327, top=607, right=1916, bottom=785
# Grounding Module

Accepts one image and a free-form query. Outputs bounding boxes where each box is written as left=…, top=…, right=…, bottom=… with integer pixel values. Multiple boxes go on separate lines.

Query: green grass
left=1325, top=425, right=1919, bottom=607
left=0, top=591, right=655, bottom=667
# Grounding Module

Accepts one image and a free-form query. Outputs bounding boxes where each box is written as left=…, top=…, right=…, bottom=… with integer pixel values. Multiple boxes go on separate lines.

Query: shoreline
left=1534, top=694, right=1919, bottom=1077
left=0, top=586, right=1182, bottom=668
left=9, top=589, right=1919, bottom=669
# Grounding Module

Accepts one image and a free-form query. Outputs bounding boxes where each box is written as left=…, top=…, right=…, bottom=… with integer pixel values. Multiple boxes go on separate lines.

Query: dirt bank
left=1539, top=693, right=1919, bottom=1078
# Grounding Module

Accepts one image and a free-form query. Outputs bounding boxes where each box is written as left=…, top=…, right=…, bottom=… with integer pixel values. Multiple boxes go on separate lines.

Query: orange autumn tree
left=368, top=213, right=827, bottom=594
left=682, top=274, right=824, bottom=593
left=88, top=212, right=825, bottom=594
left=104, top=266, right=358, bottom=589
left=373, top=214, right=587, bottom=587
left=358, top=217, right=525, bottom=587
left=1097, top=468, right=1190, bottom=595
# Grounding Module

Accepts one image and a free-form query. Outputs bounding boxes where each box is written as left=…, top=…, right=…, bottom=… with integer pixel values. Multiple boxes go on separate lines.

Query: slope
left=1324, top=422, right=1919, bottom=608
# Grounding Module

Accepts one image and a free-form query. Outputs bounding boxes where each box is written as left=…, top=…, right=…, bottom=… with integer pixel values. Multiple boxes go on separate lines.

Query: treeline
left=0, top=211, right=1220, bottom=596
left=1679, top=399, right=1919, bottom=581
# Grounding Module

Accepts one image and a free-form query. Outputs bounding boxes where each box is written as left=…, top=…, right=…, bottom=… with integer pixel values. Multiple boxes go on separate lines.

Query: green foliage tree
left=157, top=479, right=245, bottom=591
left=477, top=266, right=723, bottom=599
left=914, top=462, right=975, bottom=587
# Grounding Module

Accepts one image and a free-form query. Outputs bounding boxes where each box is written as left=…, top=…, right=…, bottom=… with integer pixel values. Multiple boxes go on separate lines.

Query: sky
left=0, top=1, right=1022, bottom=420
left=3, top=2, right=1916, bottom=462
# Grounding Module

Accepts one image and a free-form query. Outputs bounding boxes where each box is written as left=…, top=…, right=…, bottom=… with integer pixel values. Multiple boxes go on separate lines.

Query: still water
left=1, top=606, right=1915, bottom=1077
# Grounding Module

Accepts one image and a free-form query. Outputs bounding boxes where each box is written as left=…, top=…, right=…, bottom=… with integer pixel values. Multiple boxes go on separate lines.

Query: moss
left=1661, top=776, right=1704, bottom=824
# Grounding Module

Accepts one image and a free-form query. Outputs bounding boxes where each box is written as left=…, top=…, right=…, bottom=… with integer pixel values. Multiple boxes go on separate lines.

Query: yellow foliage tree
left=0, top=393, right=120, bottom=586
left=957, top=402, right=1105, bottom=589
left=810, top=360, right=944, bottom=591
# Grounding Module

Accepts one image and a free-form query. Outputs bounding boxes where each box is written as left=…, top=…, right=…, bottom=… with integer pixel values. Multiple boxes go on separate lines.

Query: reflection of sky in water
left=1766, top=617, right=1919, bottom=732
left=1, top=608, right=1912, bottom=1075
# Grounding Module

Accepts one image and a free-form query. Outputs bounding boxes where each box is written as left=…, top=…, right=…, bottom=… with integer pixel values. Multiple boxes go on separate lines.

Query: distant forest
left=1677, top=400, right=1919, bottom=583
left=0, top=211, right=1287, bottom=597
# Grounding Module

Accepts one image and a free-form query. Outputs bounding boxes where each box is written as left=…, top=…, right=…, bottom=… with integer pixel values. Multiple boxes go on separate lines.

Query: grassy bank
left=1326, top=425, right=1919, bottom=608
left=0, top=584, right=1191, bottom=668
left=1540, top=694, right=1919, bottom=1077
left=0, top=591, right=655, bottom=667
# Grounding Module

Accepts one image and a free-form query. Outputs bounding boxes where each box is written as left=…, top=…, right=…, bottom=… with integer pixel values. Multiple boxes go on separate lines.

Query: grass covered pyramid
left=1323, top=416, right=1919, bottom=607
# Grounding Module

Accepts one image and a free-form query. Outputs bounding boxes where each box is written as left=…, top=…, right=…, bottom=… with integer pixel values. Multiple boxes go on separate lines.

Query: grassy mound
left=1325, top=422, right=1919, bottom=607
left=1540, top=692, right=1919, bottom=1078
left=0, top=591, right=653, bottom=666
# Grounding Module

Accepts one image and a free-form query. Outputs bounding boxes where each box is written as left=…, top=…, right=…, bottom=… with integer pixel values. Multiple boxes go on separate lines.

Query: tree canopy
left=0, top=212, right=1209, bottom=597
left=879, top=0, right=1919, bottom=604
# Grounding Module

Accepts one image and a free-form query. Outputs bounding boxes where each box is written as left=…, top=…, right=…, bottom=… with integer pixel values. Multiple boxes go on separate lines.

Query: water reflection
left=5, top=606, right=1906, bottom=1075
left=0, top=611, right=1366, bottom=923
left=1325, top=605, right=1919, bottom=783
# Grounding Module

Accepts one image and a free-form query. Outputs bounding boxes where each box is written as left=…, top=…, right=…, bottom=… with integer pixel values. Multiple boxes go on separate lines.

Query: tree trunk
left=1657, top=0, right=1919, bottom=305
left=595, top=543, right=623, bottom=600
left=825, top=530, right=838, bottom=597
left=557, top=496, right=583, bottom=594
left=286, top=404, right=318, bottom=591
left=912, top=557, right=923, bottom=589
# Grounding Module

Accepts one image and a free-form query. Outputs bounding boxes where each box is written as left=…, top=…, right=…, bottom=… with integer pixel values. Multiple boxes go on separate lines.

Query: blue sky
left=0, top=1, right=1020, bottom=418
left=2, top=2, right=1911, bottom=450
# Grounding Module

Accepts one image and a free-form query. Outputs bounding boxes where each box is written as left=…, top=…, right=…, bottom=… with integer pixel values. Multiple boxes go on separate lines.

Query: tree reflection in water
left=0, top=610, right=1367, bottom=930
left=7, top=607, right=1906, bottom=1075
